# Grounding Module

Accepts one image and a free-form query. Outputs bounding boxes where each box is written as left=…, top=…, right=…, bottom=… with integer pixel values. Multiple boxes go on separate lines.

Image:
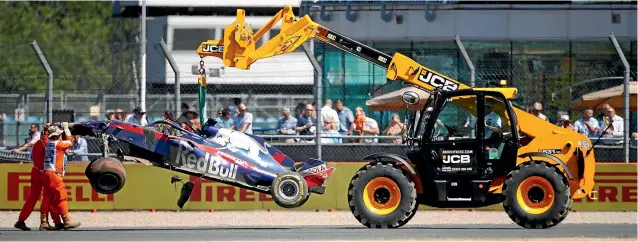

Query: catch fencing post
left=159, top=38, right=181, bottom=116
left=609, top=33, right=631, bottom=163
left=454, top=35, right=475, bottom=87
left=140, top=0, right=147, bottom=112
left=31, top=40, right=53, bottom=123
left=302, top=42, right=322, bottom=160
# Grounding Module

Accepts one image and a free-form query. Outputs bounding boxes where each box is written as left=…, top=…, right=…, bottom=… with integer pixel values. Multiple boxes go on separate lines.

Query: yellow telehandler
left=195, top=5, right=603, bottom=229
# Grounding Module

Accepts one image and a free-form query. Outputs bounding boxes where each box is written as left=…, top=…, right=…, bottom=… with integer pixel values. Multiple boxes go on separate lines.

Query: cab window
left=430, top=95, right=478, bottom=141
left=482, top=96, right=511, bottom=141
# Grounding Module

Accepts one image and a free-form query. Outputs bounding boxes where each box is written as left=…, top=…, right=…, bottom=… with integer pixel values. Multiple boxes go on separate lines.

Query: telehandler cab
left=195, top=5, right=602, bottom=229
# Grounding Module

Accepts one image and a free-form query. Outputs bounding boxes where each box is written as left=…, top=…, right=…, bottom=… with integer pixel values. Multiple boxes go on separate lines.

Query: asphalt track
left=0, top=224, right=636, bottom=241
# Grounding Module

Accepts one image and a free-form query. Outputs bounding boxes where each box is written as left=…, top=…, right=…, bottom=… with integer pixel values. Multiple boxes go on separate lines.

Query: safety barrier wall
left=0, top=162, right=635, bottom=211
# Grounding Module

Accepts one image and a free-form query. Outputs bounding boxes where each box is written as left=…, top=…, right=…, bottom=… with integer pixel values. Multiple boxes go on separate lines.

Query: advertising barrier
left=0, top=162, right=635, bottom=211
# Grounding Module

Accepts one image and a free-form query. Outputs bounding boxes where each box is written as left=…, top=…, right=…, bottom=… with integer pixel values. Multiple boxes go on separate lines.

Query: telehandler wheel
left=348, top=162, right=417, bottom=228
left=503, top=160, right=571, bottom=229
left=397, top=201, right=419, bottom=228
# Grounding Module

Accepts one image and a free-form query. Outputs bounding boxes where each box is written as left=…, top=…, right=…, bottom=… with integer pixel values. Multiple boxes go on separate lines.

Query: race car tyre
left=85, top=157, right=127, bottom=194
left=502, top=160, right=571, bottom=229
left=271, top=172, right=309, bottom=208
left=348, top=161, right=417, bottom=228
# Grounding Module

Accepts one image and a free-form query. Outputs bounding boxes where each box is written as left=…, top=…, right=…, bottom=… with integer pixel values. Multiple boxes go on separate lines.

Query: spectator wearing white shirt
left=483, top=100, right=502, bottom=140
left=573, top=108, right=600, bottom=137
left=531, top=102, right=548, bottom=121
left=600, top=107, right=624, bottom=145
left=126, top=107, right=148, bottom=126
left=320, top=99, right=341, bottom=132
left=595, top=103, right=611, bottom=122
left=11, top=123, right=40, bottom=153
left=276, top=107, right=297, bottom=143
left=231, top=103, right=254, bottom=135
left=354, top=107, right=380, bottom=143
left=68, top=135, right=89, bottom=161
left=321, top=120, right=342, bottom=144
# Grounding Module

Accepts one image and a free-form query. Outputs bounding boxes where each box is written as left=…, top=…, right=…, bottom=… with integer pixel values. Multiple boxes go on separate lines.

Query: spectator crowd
left=269, top=99, right=408, bottom=144
left=6, top=99, right=636, bottom=153
left=98, top=99, right=395, bottom=144
left=528, top=102, right=635, bottom=145
left=212, top=99, right=404, bottom=144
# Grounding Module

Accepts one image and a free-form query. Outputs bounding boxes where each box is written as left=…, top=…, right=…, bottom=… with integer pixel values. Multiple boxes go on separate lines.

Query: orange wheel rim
left=516, top=176, right=555, bottom=215
left=362, top=177, right=401, bottom=215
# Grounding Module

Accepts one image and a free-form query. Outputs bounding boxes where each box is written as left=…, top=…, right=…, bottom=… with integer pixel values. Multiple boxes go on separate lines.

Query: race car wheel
left=85, top=157, right=127, bottom=194
left=348, top=162, right=417, bottom=228
left=503, top=160, right=570, bottom=229
left=271, top=172, right=309, bottom=208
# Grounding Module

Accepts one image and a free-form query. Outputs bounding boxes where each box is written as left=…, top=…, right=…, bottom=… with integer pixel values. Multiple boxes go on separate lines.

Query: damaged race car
left=70, top=119, right=335, bottom=209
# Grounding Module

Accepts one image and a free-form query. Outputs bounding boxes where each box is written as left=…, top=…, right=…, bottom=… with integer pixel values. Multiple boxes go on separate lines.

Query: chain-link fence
left=0, top=34, right=635, bottom=162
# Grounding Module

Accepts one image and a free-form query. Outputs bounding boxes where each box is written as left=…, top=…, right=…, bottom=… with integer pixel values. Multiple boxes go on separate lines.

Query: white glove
left=61, top=122, right=69, bottom=129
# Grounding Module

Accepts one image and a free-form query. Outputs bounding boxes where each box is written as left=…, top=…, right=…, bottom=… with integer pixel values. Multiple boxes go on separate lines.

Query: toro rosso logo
left=418, top=69, right=459, bottom=92
left=175, top=143, right=238, bottom=180
left=299, top=164, right=332, bottom=179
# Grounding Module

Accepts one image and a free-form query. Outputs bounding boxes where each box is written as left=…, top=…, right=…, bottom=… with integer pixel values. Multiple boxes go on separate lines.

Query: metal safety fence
left=0, top=35, right=635, bottom=162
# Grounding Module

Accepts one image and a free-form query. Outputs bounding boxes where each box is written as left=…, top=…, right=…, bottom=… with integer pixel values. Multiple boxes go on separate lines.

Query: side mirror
left=402, top=91, right=420, bottom=105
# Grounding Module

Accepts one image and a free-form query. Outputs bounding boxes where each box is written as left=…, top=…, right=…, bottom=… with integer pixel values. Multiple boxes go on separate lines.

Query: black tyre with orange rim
left=348, top=162, right=417, bottom=228
left=502, top=160, right=571, bottom=229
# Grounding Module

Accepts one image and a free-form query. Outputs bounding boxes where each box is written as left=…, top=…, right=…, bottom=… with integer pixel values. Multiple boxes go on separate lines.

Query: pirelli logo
left=7, top=172, right=114, bottom=202
left=187, top=176, right=273, bottom=202
left=418, top=69, right=459, bottom=92
left=574, top=171, right=637, bottom=203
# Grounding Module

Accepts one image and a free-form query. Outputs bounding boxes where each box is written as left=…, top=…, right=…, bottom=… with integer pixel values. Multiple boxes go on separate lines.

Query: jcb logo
left=418, top=69, right=459, bottom=92
left=442, top=155, right=471, bottom=164
left=327, top=33, right=336, bottom=41
left=202, top=45, right=223, bottom=53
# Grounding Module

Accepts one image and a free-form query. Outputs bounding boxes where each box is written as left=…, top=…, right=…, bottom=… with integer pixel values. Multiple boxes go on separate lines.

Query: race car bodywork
left=71, top=119, right=335, bottom=208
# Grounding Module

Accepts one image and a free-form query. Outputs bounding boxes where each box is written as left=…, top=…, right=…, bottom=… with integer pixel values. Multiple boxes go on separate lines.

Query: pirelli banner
left=0, top=162, right=635, bottom=211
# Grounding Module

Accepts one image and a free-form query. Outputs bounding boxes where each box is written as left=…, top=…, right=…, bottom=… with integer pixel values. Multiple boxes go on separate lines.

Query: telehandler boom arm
left=196, top=5, right=519, bottom=98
